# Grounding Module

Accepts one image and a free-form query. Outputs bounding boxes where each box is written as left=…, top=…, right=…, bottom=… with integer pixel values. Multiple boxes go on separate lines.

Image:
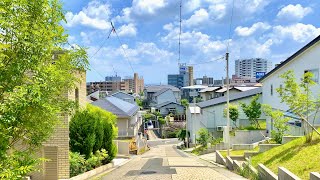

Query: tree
left=277, top=70, right=320, bottom=142
left=263, top=105, right=290, bottom=144
left=176, top=129, right=190, bottom=147
left=70, top=104, right=118, bottom=161
left=224, top=104, right=239, bottom=128
left=241, top=95, right=262, bottom=128
left=181, top=99, right=189, bottom=108
left=197, top=128, right=212, bottom=147
left=0, top=0, right=88, bottom=178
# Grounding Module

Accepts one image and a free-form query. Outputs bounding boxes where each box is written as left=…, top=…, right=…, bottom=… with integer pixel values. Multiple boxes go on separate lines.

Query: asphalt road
left=102, top=139, right=246, bottom=180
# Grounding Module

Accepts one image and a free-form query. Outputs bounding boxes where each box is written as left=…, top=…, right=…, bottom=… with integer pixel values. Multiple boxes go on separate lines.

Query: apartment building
left=235, top=58, right=272, bottom=80
left=86, top=81, right=129, bottom=94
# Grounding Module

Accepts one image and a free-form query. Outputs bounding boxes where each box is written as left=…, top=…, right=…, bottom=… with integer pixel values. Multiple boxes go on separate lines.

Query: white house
left=259, top=35, right=320, bottom=134
left=187, top=88, right=263, bottom=143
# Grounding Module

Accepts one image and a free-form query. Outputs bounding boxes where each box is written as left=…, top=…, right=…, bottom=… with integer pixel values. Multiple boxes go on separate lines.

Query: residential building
left=105, top=75, right=121, bottom=82
left=123, top=72, right=144, bottom=94
left=259, top=35, right=320, bottom=134
left=168, top=64, right=193, bottom=88
left=144, top=85, right=181, bottom=107
left=181, top=85, right=208, bottom=103
left=150, top=88, right=177, bottom=106
left=214, top=86, right=259, bottom=98
left=111, top=91, right=136, bottom=104
left=155, top=101, right=185, bottom=116
left=86, top=81, right=129, bottom=94
left=187, top=88, right=263, bottom=143
left=92, top=96, right=142, bottom=138
left=202, top=75, right=214, bottom=85
left=199, top=86, right=222, bottom=101
left=30, top=71, right=86, bottom=180
left=235, top=58, right=272, bottom=80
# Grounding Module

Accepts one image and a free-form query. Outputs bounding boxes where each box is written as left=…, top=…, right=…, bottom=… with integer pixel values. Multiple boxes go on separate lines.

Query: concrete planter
left=259, top=144, right=281, bottom=153
left=282, top=136, right=302, bottom=144
left=69, top=162, right=114, bottom=180
left=230, top=130, right=267, bottom=145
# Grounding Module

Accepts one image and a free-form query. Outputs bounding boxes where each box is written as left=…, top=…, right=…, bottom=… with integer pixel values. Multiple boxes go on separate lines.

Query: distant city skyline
left=62, top=0, right=320, bottom=84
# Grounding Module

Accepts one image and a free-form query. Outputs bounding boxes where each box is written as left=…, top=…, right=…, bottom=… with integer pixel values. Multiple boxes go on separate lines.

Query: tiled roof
left=155, top=101, right=183, bottom=108
left=199, top=87, right=221, bottom=93
left=153, top=88, right=171, bottom=97
left=145, top=85, right=180, bottom=92
left=197, top=88, right=262, bottom=108
left=91, top=96, right=139, bottom=118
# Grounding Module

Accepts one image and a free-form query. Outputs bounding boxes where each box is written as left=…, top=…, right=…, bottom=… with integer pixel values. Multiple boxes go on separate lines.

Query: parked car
left=147, top=120, right=154, bottom=129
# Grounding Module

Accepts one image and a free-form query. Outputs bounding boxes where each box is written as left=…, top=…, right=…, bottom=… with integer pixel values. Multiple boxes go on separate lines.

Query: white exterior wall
left=261, top=41, right=320, bottom=111
left=186, top=108, right=203, bottom=143
left=261, top=41, right=320, bottom=133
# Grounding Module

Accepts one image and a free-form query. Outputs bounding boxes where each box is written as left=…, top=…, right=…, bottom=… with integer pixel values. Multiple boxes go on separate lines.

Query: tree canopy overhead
left=0, top=0, right=88, bottom=178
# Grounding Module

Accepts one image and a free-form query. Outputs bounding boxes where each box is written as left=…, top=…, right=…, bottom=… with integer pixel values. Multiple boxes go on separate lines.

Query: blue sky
left=62, top=0, right=320, bottom=84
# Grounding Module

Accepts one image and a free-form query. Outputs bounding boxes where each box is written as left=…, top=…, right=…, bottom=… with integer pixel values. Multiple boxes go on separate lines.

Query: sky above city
left=62, top=0, right=320, bottom=84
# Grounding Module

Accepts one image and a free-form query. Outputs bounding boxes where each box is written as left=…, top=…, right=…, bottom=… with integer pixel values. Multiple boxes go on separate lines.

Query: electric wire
left=188, top=56, right=225, bottom=66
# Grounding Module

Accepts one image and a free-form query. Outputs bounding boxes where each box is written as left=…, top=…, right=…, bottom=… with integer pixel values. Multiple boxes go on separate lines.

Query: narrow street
left=102, top=140, right=245, bottom=180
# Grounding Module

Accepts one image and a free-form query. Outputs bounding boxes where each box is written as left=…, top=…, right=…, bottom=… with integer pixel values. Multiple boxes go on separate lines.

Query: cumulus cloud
left=272, top=23, right=320, bottom=43
left=235, top=22, right=271, bottom=37
left=65, top=1, right=111, bottom=30
left=183, top=8, right=209, bottom=27
left=117, top=23, right=137, bottom=37
left=277, top=4, right=312, bottom=23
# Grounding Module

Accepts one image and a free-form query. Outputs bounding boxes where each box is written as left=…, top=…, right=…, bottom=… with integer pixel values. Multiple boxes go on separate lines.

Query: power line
left=187, top=56, right=225, bottom=66
left=110, top=22, right=135, bottom=74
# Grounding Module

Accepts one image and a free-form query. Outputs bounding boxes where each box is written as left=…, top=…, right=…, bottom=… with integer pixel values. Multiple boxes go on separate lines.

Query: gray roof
left=145, top=85, right=180, bottom=92
left=91, top=96, right=139, bottom=118
left=155, top=101, right=184, bottom=108
left=197, top=88, right=262, bottom=108
left=153, top=88, right=171, bottom=97
left=111, top=91, right=135, bottom=98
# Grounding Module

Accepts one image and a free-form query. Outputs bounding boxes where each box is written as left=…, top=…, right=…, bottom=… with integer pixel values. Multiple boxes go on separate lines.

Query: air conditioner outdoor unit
left=216, top=126, right=224, bottom=131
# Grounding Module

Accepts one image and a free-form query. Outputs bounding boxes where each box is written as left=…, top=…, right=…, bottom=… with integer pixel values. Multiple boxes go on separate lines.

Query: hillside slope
left=251, top=136, right=320, bottom=179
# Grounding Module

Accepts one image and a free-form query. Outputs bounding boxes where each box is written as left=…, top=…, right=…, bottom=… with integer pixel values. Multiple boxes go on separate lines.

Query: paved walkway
left=102, top=144, right=246, bottom=180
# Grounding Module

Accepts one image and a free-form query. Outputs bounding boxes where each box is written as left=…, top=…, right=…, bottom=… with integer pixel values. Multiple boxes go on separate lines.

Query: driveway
left=102, top=140, right=246, bottom=180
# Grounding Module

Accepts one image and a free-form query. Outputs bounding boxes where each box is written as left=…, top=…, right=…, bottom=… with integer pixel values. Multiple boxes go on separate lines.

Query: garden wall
left=230, top=130, right=266, bottom=145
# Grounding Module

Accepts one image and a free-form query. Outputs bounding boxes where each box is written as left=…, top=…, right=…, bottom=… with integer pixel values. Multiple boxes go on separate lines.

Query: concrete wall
left=230, top=130, right=266, bottom=145
left=282, top=136, right=302, bottom=144
left=278, top=167, right=301, bottom=180
left=259, top=144, right=281, bottom=153
left=114, top=140, right=130, bottom=155
left=310, top=172, right=320, bottom=180
left=226, top=156, right=234, bottom=170
left=216, top=151, right=226, bottom=166
left=232, top=144, right=254, bottom=150
left=258, top=164, right=278, bottom=180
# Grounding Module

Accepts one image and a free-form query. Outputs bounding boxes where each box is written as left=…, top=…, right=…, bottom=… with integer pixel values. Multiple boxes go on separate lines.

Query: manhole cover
left=141, top=171, right=157, bottom=175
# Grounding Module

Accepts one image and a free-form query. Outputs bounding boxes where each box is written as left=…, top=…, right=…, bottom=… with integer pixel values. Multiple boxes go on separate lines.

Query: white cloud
left=117, top=23, right=137, bottom=37
left=272, top=23, right=320, bottom=43
left=132, top=0, right=167, bottom=15
left=65, top=1, right=111, bottom=30
left=235, top=22, right=271, bottom=37
left=184, top=8, right=209, bottom=27
left=277, top=4, right=312, bottom=22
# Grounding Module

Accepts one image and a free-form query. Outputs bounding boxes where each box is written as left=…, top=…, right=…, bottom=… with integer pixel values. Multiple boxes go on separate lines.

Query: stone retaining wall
left=258, top=164, right=278, bottom=180
left=259, top=144, right=281, bottom=152
left=282, top=136, right=302, bottom=144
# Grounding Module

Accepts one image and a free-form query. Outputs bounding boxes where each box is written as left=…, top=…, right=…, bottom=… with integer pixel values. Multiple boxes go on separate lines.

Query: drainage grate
left=141, top=171, right=157, bottom=175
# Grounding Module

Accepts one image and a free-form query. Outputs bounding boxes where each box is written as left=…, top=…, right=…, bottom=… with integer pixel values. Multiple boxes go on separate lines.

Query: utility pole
left=226, top=52, right=230, bottom=156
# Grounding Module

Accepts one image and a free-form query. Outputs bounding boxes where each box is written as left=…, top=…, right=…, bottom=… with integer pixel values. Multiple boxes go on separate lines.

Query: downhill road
left=102, top=140, right=246, bottom=180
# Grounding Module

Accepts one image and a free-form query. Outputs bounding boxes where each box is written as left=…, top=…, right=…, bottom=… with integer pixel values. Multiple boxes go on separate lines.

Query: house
left=92, top=96, right=142, bottom=138
left=150, top=88, right=177, bottom=106
left=144, top=85, right=180, bottom=106
left=155, top=101, right=185, bottom=116
left=187, top=88, right=263, bottom=143
left=214, top=86, right=259, bottom=98
left=111, top=91, right=136, bottom=104
left=199, top=86, right=222, bottom=101
left=181, top=85, right=208, bottom=102
left=259, top=35, right=320, bottom=134
left=30, top=71, right=87, bottom=180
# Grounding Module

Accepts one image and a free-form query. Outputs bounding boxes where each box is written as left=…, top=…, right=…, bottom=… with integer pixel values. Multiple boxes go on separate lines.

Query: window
left=270, top=84, right=273, bottom=96
left=304, top=69, right=319, bottom=83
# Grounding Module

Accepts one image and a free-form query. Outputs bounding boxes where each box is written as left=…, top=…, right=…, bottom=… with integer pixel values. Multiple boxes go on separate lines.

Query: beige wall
left=30, top=71, right=86, bottom=180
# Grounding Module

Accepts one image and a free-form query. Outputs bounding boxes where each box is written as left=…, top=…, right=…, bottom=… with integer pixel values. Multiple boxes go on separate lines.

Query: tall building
left=105, top=75, right=121, bottom=82
left=123, top=73, right=144, bottom=94
left=202, top=75, right=213, bottom=85
left=235, top=58, right=272, bottom=79
left=86, top=81, right=129, bottom=94
left=168, top=64, right=194, bottom=88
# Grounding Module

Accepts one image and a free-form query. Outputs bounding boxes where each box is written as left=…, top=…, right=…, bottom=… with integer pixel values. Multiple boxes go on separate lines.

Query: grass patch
left=251, top=135, right=320, bottom=179
left=220, top=150, right=246, bottom=158
left=239, top=120, right=267, bottom=130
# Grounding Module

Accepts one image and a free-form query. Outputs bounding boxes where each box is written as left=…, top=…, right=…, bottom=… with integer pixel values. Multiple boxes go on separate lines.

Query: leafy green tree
left=136, top=98, right=143, bottom=108
left=0, top=0, right=88, bottom=178
left=176, top=129, right=190, bottom=146
left=181, top=99, right=189, bottom=108
left=241, top=95, right=262, bottom=128
left=197, top=128, right=212, bottom=147
left=263, top=105, right=290, bottom=144
left=224, top=104, right=239, bottom=128
left=277, top=70, right=320, bottom=142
